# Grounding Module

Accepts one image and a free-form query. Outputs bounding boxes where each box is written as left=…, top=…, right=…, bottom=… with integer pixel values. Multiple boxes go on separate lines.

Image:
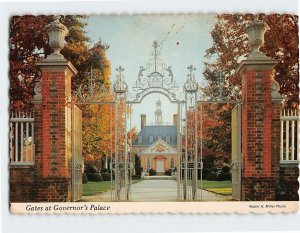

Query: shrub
left=86, top=173, right=102, bottom=182
left=135, top=166, right=143, bottom=176
left=206, top=172, right=218, bottom=181
left=165, top=169, right=172, bottom=176
left=101, top=172, right=111, bottom=181
left=101, top=168, right=109, bottom=173
left=85, top=165, right=98, bottom=174
left=202, top=168, right=211, bottom=179
left=149, top=169, right=156, bottom=176
left=217, top=172, right=231, bottom=181
left=212, top=167, right=218, bottom=173
left=222, top=164, right=231, bottom=173
left=132, top=175, right=141, bottom=180
left=82, top=173, right=88, bottom=184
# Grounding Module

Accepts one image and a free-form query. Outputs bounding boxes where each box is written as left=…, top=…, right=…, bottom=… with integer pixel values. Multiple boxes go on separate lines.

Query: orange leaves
left=205, top=14, right=299, bottom=108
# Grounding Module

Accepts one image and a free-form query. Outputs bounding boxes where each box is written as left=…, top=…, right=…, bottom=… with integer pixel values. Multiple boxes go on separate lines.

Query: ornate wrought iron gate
left=72, top=105, right=83, bottom=201
left=71, top=41, right=242, bottom=202
left=71, top=67, right=133, bottom=202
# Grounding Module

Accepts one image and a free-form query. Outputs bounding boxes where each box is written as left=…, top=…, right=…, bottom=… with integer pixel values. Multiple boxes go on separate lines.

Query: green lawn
left=199, top=180, right=232, bottom=195
left=83, top=180, right=141, bottom=196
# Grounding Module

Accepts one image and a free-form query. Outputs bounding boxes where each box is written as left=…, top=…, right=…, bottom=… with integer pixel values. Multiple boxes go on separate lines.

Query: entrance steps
left=143, top=175, right=176, bottom=180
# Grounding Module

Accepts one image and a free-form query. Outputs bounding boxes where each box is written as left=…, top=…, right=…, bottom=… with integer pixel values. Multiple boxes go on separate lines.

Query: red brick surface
left=241, top=67, right=278, bottom=200
left=10, top=65, right=74, bottom=202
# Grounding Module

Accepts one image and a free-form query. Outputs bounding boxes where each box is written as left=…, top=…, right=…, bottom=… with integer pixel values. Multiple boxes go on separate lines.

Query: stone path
left=82, top=179, right=231, bottom=202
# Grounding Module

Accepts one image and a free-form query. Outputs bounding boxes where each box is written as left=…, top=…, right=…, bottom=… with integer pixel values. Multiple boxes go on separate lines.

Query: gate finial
left=245, top=14, right=268, bottom=55
left=113, top=65, right=128, bottom=94
left=184, top=65, right=199, bottom=93
left=45, top=15, right=69, bottom=60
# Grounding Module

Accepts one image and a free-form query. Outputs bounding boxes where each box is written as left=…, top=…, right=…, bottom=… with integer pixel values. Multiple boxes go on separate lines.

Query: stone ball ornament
left=45, top=16, right=69, bottom=55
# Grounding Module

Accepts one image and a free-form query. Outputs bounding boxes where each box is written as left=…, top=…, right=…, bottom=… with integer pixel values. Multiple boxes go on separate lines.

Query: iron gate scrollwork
left=71, top=40, right=242, bottom=202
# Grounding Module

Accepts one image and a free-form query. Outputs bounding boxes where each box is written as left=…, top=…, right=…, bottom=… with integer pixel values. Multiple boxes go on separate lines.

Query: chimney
left=173, top=114, right=178, bottom=127
left=141, top=114, right=146, bottom=129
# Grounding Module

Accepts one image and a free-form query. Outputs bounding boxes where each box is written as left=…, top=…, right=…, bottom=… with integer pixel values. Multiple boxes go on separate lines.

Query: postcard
left=9, top=13, right=299, bottom=214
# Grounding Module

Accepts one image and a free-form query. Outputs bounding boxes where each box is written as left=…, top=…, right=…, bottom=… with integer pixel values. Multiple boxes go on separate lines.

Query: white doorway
left=156, top=160, right=164, bottom=173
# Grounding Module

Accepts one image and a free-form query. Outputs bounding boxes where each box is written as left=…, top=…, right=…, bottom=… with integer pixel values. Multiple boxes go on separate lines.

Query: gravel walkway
left=82, top=179, right=231, bottom=202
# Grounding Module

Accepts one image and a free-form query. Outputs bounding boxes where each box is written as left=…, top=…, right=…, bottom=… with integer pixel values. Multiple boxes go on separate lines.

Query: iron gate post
left=114, top=100, right=119, bottom=200
left=194, top=92, right=198, bottom=201
left=184, top=94, right=188, bottom=200
left=177, top=101, right=181, bottom=201
left=124, top=95, right=129, bottom=200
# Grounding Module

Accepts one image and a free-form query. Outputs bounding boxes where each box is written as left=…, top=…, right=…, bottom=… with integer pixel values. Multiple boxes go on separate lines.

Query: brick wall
left=10, top=60, right=77, bottom=203
left=42, top=71, right=72, bottom=178
left=240, top=68, right=277, bottom=200
left=277, top=165, right=299, bottom=201
left=10, top=166, right=36, bottom=202
left=10, top=166, right=71, bottom=202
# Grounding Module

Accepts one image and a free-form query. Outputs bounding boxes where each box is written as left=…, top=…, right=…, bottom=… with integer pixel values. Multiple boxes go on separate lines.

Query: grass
left=199, top=180, right=232, bottom=196
left=83, top=180, right=141, bottom=196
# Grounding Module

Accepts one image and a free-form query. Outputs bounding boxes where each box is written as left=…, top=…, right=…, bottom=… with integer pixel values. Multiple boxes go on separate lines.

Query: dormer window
left=149, top=136, right=153, bottom=143
left=166, top=136, right=170, bottom=143
left=138, top=136, right=142, bottom=143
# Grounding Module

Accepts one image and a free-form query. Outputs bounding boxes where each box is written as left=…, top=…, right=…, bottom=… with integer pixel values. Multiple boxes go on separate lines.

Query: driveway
left=82, top=179, right=231, bottom=202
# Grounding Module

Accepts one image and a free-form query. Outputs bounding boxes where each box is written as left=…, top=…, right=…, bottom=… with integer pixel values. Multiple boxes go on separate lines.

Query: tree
left=80, top=41, right=112, bottom=163
left=204, top=14, right=299, bottom=108
left=199, top=14, right=299, bottom=166
left=127, top=126, right=138, bottom=145
left=9, top=15, right=95, bottom=111
left=9, top=15, right=116, bottom=166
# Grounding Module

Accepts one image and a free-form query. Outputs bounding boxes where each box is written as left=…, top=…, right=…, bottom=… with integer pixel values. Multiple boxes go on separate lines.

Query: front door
left=156, top=160, right=164, bottom=173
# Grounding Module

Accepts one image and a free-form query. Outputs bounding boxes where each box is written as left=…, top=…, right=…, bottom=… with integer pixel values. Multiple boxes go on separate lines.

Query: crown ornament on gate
left=183, top=65, right=199, bottom=93
left=113, top=65, right=128, bottom=94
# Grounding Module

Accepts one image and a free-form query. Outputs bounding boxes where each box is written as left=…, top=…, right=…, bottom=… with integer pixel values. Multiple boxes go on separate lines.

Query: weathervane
left=152, top=41, right=159, bottom=72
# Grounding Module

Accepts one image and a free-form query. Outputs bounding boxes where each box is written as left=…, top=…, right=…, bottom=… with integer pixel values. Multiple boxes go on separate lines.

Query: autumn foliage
left=200, top=14, right=299, bottom=164
left=203, top=14, right=299, bottom=108
left=9, top=15, right=135, bottom=166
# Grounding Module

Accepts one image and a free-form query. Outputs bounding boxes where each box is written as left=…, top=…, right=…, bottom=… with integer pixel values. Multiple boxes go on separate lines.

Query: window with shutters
left=138, top=135, right=142, bottom=143
left=170, top=158, right=175, bottom=169
left=166, top=136, right=170, bottom=143
left=149, top=135, right=153, bottom=143
left=146, top=158, right=151, bottom=170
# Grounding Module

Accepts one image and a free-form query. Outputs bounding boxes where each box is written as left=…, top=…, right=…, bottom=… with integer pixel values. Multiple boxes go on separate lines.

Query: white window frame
left=166, top=136, right=170, bottom=143
left=138, top=135, right=142, bottom=143
left=170, top=158, right=175, bottom=169
left=146, top=158, right=151, bottom=170
left=149, top=135, right=153, bottom=143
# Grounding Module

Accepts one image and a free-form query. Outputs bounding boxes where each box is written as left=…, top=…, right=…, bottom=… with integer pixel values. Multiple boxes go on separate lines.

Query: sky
left=86, top=14, right=217, bottom=130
